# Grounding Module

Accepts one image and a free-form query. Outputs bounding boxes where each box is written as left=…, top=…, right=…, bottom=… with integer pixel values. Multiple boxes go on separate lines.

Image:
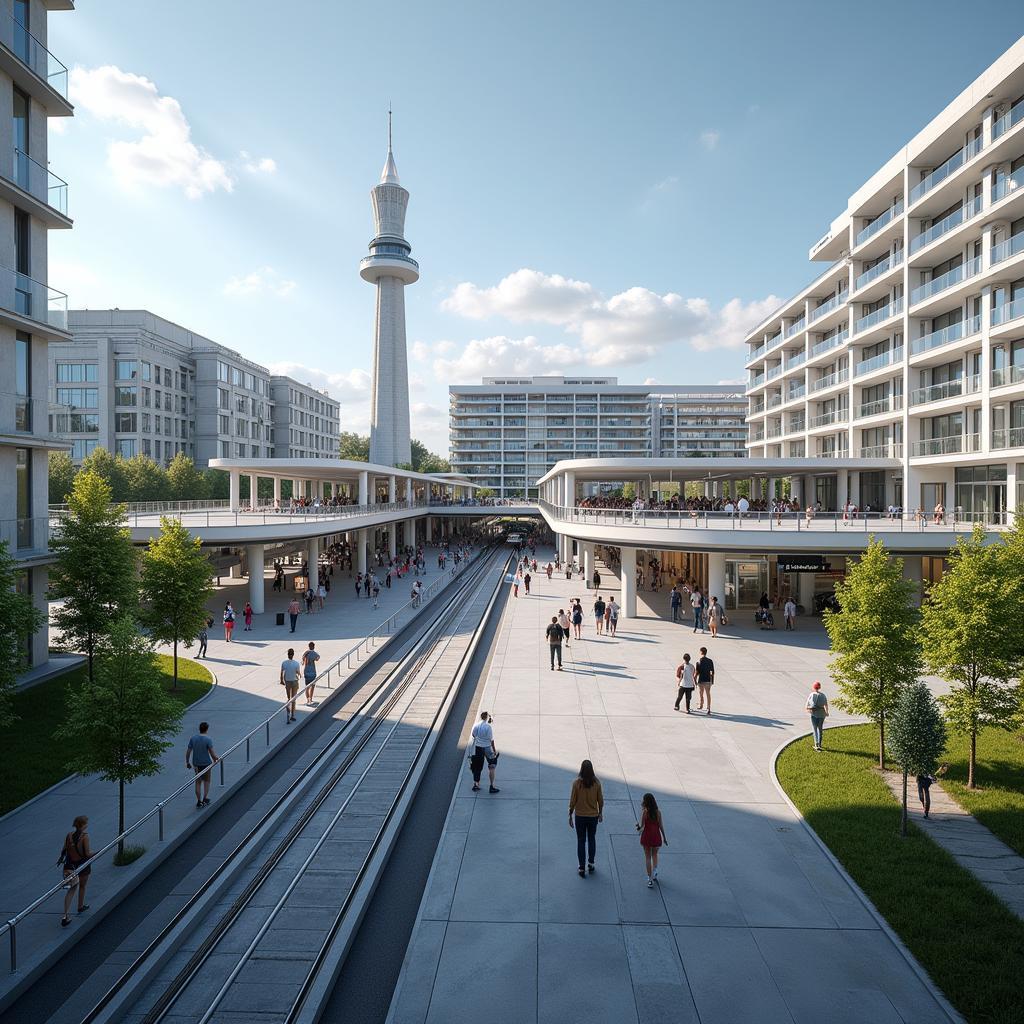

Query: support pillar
left=389, top=475, right=397, bottom=506
left=564, top=470, right=576, bottom=509
left=798, top=571, right=815, bottom=613
left=247, top=474, right=258, bottom=507
left=358, top=471, right=369, bottom=507
left=581, top=541, right=595, bottom=583
left=904, top=556, right=923, bottom=607
left=407, top=479, right=415, bottom=507
left=273, top=475, right=281, bottom=505
left=836, top=470, right=848, bottom=512
left=849, top=471, right=860, bottom=508
left=767, top=478, right=777, bottom=503
left=707, top=552, right=726, bottom=607
left=307, top=538, right=319, bottom=584
left=247, top=543, right=265, bottom=614
left=388, top=524, right=397, bottom=559
left=229, top=469, right=240, bottom=511
left=621, top=547, right=637, bottom=618
left=357, top=529, right=368, bottom=574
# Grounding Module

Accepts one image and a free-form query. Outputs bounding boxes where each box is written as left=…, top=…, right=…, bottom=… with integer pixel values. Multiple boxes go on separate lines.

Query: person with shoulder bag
left=805, top=681, right=829, bottom=751
left=58, top=814, right=92, bottom=927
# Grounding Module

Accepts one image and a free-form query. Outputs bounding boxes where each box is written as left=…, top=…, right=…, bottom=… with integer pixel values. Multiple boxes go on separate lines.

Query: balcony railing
left=854, top=298, right=903, bottom=335
left=992, top=365, right=1024, bottom=388
left=750, top=428, right=764, bottom=442
left=855, top=200, right=905, bottom=246
left=0, top=264, right=67, bottom=331
left=749, top=342, right=767, bottom=361
left=809, top=291, right=847, bottom=323
left=786, top=417, right=806, bottom=433
left=910, top=194, right=983, bottom=253
left=909, top=136, right=984, bottom=204
left=4, top=149, right=68, bottom=215
left=3, top=14, right=68, bottom=99
left=854, top=346, right=903, bottom=377
left=765, top=425, right=782, bottom=439
left=991, top=298, right=1024, bottom=328
left=766, top=332, right=783, bottom=351
left=993, top=163, right=1024, bottom=204
left=749, top=374, right=765, bottom=388
left=991, top=230, right=1024, bottom=267
left=785, top=317, right=806, bottom=339
left=785, top=350, right=807, bottom=370
left=810, top=368, right=849, bottom=393
left=910, top=314, right=982, bottom=355
left=993, top=98, right=1024, bottom=140
left=910, top=378, right=968, bottom=406
left=910, top=255, right=982, bottom=306
left=766, top=394, right=782, bottom=409
left=810, top=329, right=848, bottom=358
left=856, top=395, right=902, bottom=418
left=808, top=409, right=847, bottom=428
left=859, top=443, right=904, bottom=459
left=992, top=426, right=1024, bottom=449
left=911, top=433, right=980, bottom=457
left=785, top=384, right=806, bottom=402
left=855, top=250, right=904, bottom=291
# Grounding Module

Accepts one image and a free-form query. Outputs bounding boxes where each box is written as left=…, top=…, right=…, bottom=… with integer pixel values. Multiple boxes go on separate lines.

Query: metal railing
left=854, top=347, right=903, bottom=377
left=785, top=317, right=806, bottom=338
left=810, top=367, right=849, bottom=393
left=785, top=385, right=806, bottom=402
left=993, top=98, right=1024, bottom=140
left=0, top=263, right=67, bottom=331
left=854, top=298, right=903, bottom=335
left=910, top=433, right=981, bottom=457
left=992, top=365, right=1024, bottom=388
left=993, top=163, right=1024, bottom=204
left=909, top=136, right=984, bottom=204
left=990, top=230, right=1024, bottom=267
left=992, top=298, right=1024, bottom=329
left=855, top=250, right=904, bottom=292
left=809, top=292, right=846, bottom=323
left=0, top=545, right=485, bottom=973
left=855, top=200, right=905, bottom=246
left=3, top=148, right=68, bottom=215
left=991, top=426, right=1024, bottom=450
left=910, top=255, right=983, bottom=305
left=910, top=194, right=983, bottom=253
left=859, top=443, right=904, bottom=458
left=810, top=329, right=848, bottom=359
left=2, top=13, right=68, bottom=99
left=808, top=409, right=847, bottom=428
left=856, top=395, right=902, bottom=418
left=909, top=375, right=980, bottom=407
left=910, top=314, right=981, bottom=355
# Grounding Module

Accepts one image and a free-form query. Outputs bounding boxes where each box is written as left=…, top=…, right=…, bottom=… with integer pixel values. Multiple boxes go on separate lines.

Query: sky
left=50, top=1, right=1024, bottom=456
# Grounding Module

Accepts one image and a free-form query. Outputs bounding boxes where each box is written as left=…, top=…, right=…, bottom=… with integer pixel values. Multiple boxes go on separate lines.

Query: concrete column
left=564, top=470, right=576, bottom=509
left=798, top=571, right=815, bottom=612
left=273, top=475, right=281, bottom=504
left=849, top=471, right=860, bottom=507
left=407, top=479, right=415, bottom=506
left=357, top=529, right=368, bottom=574
left=707, top=552, right=726, bottom=607
left=247, top=543, right=265, bottom=613
left=1008, top=463, right=1017, bottom=517
left=292, top=479, right=302, bottom=500
left=307, top=538, right=319, bottom=584
left=358, top=471, right=369, bottom=507
left=836, top=470, right=848, bottom=512
left=247, top=474, right=258, bottom=507
left=389, top=475, right=397, bottom=505
left=28, top=565, right=49, bottom=670
left=229, top=469, right=241, bottom=510
left=621, top=547, right=637, bottom=618
left=904, top=555, right=923, bottom=607
left=581, top=541, right=595, bottom=583
left=389, top=525, right=397, bottom=559
left=767, top=478, right=777, bottom=502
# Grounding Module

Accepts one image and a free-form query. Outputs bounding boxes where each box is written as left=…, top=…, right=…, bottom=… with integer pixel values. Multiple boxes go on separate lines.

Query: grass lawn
left=941, top=727, right=1024, bottom=859
left=777, top=722, right=1024, bottom=1024
left=0, top=654, right=213, bottom=816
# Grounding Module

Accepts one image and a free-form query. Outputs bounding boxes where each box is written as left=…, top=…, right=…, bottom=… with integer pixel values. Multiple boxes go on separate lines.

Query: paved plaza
left=388, top=551, right=957, bottom=1024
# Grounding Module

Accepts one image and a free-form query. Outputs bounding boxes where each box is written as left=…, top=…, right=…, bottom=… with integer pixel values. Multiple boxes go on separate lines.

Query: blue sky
left=50, top=1, right=1024, bottom=454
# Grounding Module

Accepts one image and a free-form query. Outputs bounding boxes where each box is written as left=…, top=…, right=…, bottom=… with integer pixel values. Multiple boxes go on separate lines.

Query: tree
left=824, top=537, right=921, bottom=768
left=200, top=468, right=229, bottom=500
left=0, top=541, right=44, bottom=725
left=121, top=453, right=169, bottom=503
left=79, top=447, right=128, bottom=502
left=338, top=432, right=370, bottom=461
left=166, top=452, right=207, bottom=502
left=886, top=681, right=947, bottom=837
left=411, top=438, right=451, bottom=473
left=48, top=451, right=77, bottom=505
left=58, top=617, right=183, bottom=858
left=920, top=525, right=1024, bottom=788
left=49, top=470, right=138, bottom=682
left=139, top=517, right=214, bottom=690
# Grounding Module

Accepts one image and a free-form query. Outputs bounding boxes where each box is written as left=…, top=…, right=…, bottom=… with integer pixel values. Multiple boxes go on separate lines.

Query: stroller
left=755, top=609, right=775, bottom=630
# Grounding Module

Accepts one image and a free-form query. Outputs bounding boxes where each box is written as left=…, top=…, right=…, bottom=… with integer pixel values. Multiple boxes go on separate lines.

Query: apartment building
left=449, top=377, right=746, bottom=496
left=0, top=0, right=74, bottom=672
left=54, top=310, right=341, bottom=467
left=745, top=36, right=1024, bottom=519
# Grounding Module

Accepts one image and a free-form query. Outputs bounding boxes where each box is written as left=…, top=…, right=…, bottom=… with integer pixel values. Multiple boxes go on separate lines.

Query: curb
left=769, top=727, right=965, bottom=1024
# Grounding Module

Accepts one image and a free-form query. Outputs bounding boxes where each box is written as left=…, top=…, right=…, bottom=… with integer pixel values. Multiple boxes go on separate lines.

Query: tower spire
left=380, top=107, right=400, bottom=185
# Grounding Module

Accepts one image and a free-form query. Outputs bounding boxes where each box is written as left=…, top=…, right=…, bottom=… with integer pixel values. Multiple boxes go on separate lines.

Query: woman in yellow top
left=568, top=759, right=604, bottom=878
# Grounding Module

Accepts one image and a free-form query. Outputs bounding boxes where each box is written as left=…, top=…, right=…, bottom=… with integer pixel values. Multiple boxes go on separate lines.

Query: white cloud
left=440, top=268, right=779, bottom=365
left=416, top=335, right=574, bottom=383
left=699, top=130, right=720, bottom=151
left=223, top=266, right=296, bottom=298
left=240, top=150, right=276, bottom=174
left=644, top=377, right=659, bottom=385
left=70, top=65, right=233, bottom=199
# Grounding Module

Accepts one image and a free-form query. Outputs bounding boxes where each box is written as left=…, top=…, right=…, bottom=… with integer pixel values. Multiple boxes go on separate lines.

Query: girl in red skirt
left=637, top=792, right=668, bottom=887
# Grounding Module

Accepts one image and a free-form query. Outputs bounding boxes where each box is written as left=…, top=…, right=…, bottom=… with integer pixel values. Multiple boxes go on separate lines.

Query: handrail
left=0, top=544, right=481, bottom=973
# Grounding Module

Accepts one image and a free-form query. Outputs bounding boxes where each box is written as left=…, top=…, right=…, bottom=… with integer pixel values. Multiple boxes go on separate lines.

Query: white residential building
left=0, top=0, right=74, bottom=672
left=745, top=36, right=1024, bottom=519
left=449, top=377, right=746, bottom=496
left=270, top=376, right=341, bottom=460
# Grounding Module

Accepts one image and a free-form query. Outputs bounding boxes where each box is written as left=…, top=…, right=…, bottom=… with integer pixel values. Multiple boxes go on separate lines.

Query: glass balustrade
left=855, top=200, right=904, bottom=246
left=910, top=195, right=983, bottom=254
left=910, top=314, right=981, bottom=355
left=854, top=250, right=903, bottom=291
left=909, top=137, right=984, bottom=204
left=910, top=256, right=982, bottom=305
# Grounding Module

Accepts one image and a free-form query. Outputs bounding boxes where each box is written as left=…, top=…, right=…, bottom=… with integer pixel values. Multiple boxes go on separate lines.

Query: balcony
left=785, top=316, right=806, bottom=339
left=854, top=347, right=903, bottom=378
left=766, top=365, right=783, bottom=381
left=785, top=384, right=806, bottom=402
left=910, top=256, right=982, bottom=306
left=748, top=342, right=767, bottom=361
left=856, top=395, right=902, bottom=418
left=855, top=200, right=904, bottom=247
left=991, top=230, right=1024, bottom=268
left=785, top=350, right=807, bottom=371
left=910, top=314, right=982, bottom=356
left=749, top=428, right=765, bottom=442
left=810, top=329, right=848, bottom=359
left=0, top=148, right=70, bottom=227
left=765, top=425, right=782, bottom=439
left=859, top=443, right=903, bottom=459
left=810, top=368, right=849, bottom=393
left=749, top=374, right=765, bottom=389
left=808, top=409, right=847, bottom=428
left=911, top=434, right=980, bottom=457
left=0, top=265, right=67, bottom=334
left=855, top=250, right=904, bottom=292
left=993, top=164, right=1024, bottom=204
left=766, top=394, right=783, bottom=409
left=991, top=298, right=1024, bottom=329
left=909, top=195, right=983, bottom=254
left=854, top=298, right=903, bottom=336
left=993, top=98, right=1024, bottom=141
left=0, top=14, right=71, bottom=113
left=809, top=291, right=847, bottom=323
left=909, top=137, right=984, bottom=205
left=786, top=416, right=806, bottom=433
left=766, top=332, right=784, bottom=352
left=992, top=426, right=1024, bottom=450
left=909, top=376, right=980, bottom=407
left=992, top=365, right=1024, bottom=388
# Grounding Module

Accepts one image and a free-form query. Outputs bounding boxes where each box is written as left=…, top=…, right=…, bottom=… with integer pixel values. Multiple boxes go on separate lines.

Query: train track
left=84, top=547, right=510, bottom=1024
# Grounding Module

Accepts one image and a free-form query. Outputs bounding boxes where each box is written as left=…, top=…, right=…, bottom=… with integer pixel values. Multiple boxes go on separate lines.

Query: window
left=141, top=413, right=151, bottom=432
left=13, top=87, right=28, bottom=171
left=163, top=393, right=171, bottom=411
left=114, top=385, right=137, bottom=406
left=55, top=387, right=98, bottom=408
left=245, top=372, right=255, bottom=392
left=52, top=412, right=98, bottom=432
left=15, top=331, right=29, bottom=431
left=142, top=387, right=151, bottom=407
left=16, top=447, right=30, bottom=548
left=231, top=367, right=242, bottom=386
left=218, top=388, right=229, bottom=409
left=115, top=438, right=136, bottom=458
left=115, top=360, right=137, bottom=380
left=219, top=440, right=230, bottom=458
left=70, top=439, right=98, bottom=460
left=154, top=389, right=161, bottom=407
left=115, top=412, right=137, bottom=432
left=141, top=361, right=151, bottom=381
left=14, top=210, right=30, bottom=315
left=217, top=361, right=229, bottom=383
left=219, top=415, right=230, bottom=434
left=142, top=439, right=151, bottom=456
left=163, top=368, right=171, bottom=387
left=56, top=363, right=98, bottom=382
left=154, top=440, right=161, bottom=460
left=164, top=416, right=171, bottom=435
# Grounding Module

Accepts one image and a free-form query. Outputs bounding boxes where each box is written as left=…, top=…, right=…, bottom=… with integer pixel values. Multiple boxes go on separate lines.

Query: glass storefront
left=860, top=471, right=885, bottom=512
left=954, top=465, right=1007, bottom=523
left=725, top=559, right=768, bottom=610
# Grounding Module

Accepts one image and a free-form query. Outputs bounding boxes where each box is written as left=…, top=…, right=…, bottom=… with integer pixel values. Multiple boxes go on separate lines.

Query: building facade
left=0, top=0, right=74, bottom=671
left=745, top=37, right=1024, bottom=520
left=449, top=377, right=746, bottom=496
left=53, top=310, right=340, bottom=467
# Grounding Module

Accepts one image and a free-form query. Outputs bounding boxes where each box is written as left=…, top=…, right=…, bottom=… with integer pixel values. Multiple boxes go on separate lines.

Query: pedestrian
left=593, top=594, right=606, bottom=635
left=305, top=587, right=315, bottom=614
left=637, top=792, right=668, bottom=887
left=287, top=596, right=300, bottom=634
left=674, top=652, right=696, bottom=712
left=565, top=561, right=572, bottom=581
left=568, top=759, right=603, bottom=878
left=186, top=721, right=219, bottom=808
left=546, top=563, right=553, bottom=580
left=355, top=573, right=363, bottom=598
left=57, top=815, right=92, bottom=927
left=917, top=772, right=935, bottom=819
left=243, top=601, right=253, bottom=631
left=691, top=587, right=704, bottom=633
left=805, top=681, right=829, bottom=751
left=546, top=615, right=565, bottom=671
left=196, top=617, right=211, bottom=658
left=670, top=585, right=682, bottom=622
left=607, top=597, right=619, bottom=636
left=317, top=581, right=326, bottom=611
left=695, top=646, right=714, bottom=714
left=223, top=602, right=235, bottom=642
left=513, top=573, right=520, bottom=598
left=707, top=596, right=724, bottom=638
left=571, top=600, right=583, bottom=639
left=280, top=647, right=301, bottom=723
left=593, top=568, right=601, bottom=591
left=524, top=571, right=532, bottom=596
left=372, top=578, right=381, bottom=608
left=469, top=711, right=499, bottom=793
left=302, top=641, right=321, bottom=706
left=784, top=597, right=797, bottom=630
left=557, top=608, right=571, bottom=647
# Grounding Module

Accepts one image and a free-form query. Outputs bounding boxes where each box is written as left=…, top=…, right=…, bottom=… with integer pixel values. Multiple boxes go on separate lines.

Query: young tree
left=824, top=537, right=921, bottom=768
left=58, top=617, right=183, bottom=857
left=166, top=452, right=206, bottom=502
left=338, top=432, right=370, bottom=461
left=49, top=470, right=138, bottom=682
left=0, top=541, right=44, bottom=725
left=920, top=525, right=1024, bottom=788
left=121, top=453, right=169, bottom=502
left=886, top=681, right=947, bottom=836
left=139, top=517, right=214, bottom=689
left=79, top=447, right=128, bottom=502
left=48, top=450, right=77, bottom=504
left=200, top=468, right=229, bottom=500
left=411, top=438, right=451, bottom=473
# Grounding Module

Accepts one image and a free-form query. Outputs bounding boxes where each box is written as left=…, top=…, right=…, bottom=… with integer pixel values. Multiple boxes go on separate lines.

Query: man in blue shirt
left=186, top=722, right=219, bottom=808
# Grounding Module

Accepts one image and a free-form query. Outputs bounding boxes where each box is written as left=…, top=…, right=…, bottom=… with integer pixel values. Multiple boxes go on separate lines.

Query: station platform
left=388, top=551, right=956, bottom=1024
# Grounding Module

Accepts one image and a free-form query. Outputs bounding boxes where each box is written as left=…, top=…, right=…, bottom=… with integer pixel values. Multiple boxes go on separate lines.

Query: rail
left=0, top=545, right=482, bottom=974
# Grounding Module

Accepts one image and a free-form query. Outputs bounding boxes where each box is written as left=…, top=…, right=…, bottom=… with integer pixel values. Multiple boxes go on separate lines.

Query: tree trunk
left=879, top=706, right=886, bottom=770
left=900, top=768, right=908, bottom=837
left=117, top=775, right=125, bottom=860
left=969, top=728, right=977, bottom=789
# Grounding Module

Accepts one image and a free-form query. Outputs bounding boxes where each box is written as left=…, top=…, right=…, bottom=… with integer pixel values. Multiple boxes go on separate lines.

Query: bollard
left=219, top=759, right=225, bottom=786
left=266, top=719, right=271, bottom=746
left=8, top=919, right=16, bottom=973
left=158, top=803, right=165, bottom=841
left=246, top=736, right=251, bottom=762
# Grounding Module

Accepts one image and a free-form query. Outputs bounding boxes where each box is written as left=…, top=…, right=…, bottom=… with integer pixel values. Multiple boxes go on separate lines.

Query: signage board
left=778, top=556, right=830, bottom=573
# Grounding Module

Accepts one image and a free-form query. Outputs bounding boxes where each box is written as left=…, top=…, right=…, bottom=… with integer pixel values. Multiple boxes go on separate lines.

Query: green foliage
left=113, top=844, right=146, bottom=866
left=920, top=525, right=1024, bottom=787
left=166, top=452, right=206, bottom=501
left=338, top=432, right=449, bottom=472
left=0, top=541, right=44, bottom=726
left=475, top=487, right=495, bottom=499
left=120, top=452, right=170, bottom=502
left=621, top=482, right=637, bottom=500
left=200, top=468, right=229, bottom=500
left=58, top=617, right=184, bottom=852
left=825, top=537, right=921, bottom=768
left=411, top=438, right=451, bottom=473
left=139, top=517, right=215, bottom=689
left=887, top=681, right=947, bottom=835
left=49, top=470, right=138, bottom=681
left=79, top=447, right=128, bottom=501
left=48, top=451, right=77, bottom=504
left=338, top=431, right=370, bottom=461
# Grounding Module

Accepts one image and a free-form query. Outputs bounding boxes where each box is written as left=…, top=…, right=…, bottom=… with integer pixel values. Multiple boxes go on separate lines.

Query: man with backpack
left=546, top=615, right=565, bottom=670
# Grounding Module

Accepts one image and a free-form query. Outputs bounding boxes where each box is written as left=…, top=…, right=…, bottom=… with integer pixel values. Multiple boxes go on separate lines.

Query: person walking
left=469, top=711, right=499, bottom=793
left=557, top=608, right=571, bottom=647
left=674, top=652, right=696, bottom=712
left=784, top=597, right=797, bottom=631
left=571, top=600, right=583, bottom=640
left=593, top=594, right=606, bottom=636
left=372, top=577, right=381, bottom=608
left=707, top=596, right=724, bottom=638
left=223, top=602, right=235, bottom=642
left=524, top=571, right=532, bottom=596
left=805, top=681, right=829, bottom=751
left=58, top=815, right=92, bottom=926
left=186, top=721, right=219, bottom=808
left=568, top=759, right=604, bottom=878
left=546, top=615, right=565, bottom=671
left=304, top=587, right=315, bottom=615
left=691, top=587, right=704, bottom=633
left=592, top=568, right=601, bottom=592
left=317, top=581, right=327, bottom=611
left=302, top=641, right=321, bottom=706
left=695, top=647, right=714, bottom=714
left=637, top=792, right=668, bottom=887
left=670, top=585, right=682, bottom=622
left=287, top=596, right=300, bottom=634
left=280, top=648, right=301, bottom=723
left=917, top=772, right=935, bottom=819
left=607, top=597, right=619, bottom=636
left=243, top=601, right=253, bottom=632
left=196, top=616, right=211, bottom=659
left=513, top=572, right=520, bottom=598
